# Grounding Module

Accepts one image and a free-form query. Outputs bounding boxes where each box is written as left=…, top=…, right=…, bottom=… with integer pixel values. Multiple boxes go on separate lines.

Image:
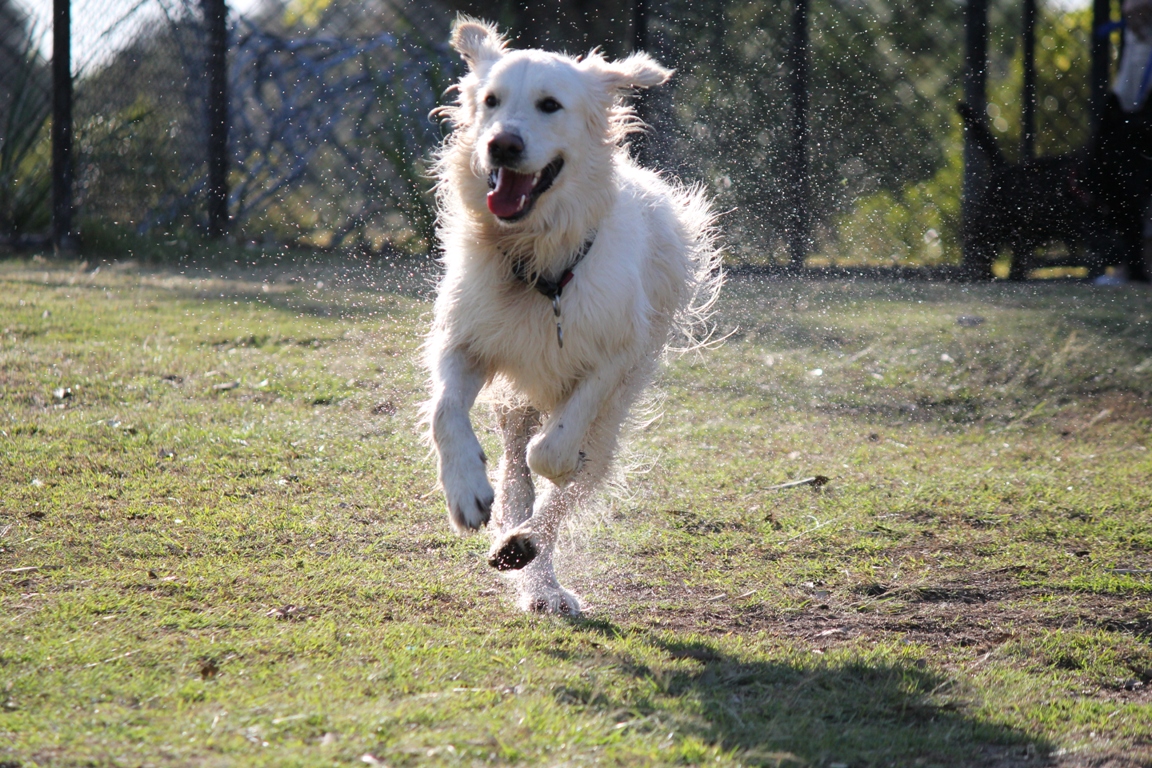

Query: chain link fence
left=1, top=0, right=458, bottom=254
left=0, top=0, right=1112, bottom=270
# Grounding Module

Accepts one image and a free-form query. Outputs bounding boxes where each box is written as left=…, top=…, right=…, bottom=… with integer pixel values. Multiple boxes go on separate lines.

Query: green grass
left=1, top=256, right=1150, bottom=767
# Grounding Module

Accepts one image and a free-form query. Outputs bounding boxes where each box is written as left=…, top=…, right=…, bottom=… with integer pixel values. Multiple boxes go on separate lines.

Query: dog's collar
left=509, top=233, right=596, bottom=300
left=508, top=232, right=596, bottom=349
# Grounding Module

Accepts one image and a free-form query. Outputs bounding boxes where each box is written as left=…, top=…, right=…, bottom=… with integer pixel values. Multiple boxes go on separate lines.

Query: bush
left=0, top=16, right=52, bottom=240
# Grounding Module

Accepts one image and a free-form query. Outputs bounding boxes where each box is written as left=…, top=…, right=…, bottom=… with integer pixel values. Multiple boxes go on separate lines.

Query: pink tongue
left=487, top=169, right=536, bottom=218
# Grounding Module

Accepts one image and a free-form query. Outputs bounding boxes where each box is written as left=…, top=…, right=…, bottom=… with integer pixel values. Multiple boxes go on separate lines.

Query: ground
left=0, top=255, right=1150, bottom=767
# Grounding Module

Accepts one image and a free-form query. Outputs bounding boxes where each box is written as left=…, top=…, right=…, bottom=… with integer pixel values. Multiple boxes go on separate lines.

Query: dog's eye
left=537, top=97, right=562, bottom=114
left=484, top=93, right=499, bottom=109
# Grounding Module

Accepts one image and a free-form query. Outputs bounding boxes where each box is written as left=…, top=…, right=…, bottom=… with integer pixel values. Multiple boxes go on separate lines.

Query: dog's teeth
left=518, top=195, right=527, bottom=210
left=532, top=172, right=541, bottom=185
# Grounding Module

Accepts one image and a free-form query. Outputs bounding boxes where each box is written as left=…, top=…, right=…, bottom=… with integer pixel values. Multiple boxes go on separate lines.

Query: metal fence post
left=1089, top=0, right=1113, bottom=138
left=52, top=0, right=72, bottom=249
left=1021, top=0, right=1036, bottom=160
left=204, top=0, right=229, bottom=239
left=961, top=0, right=989, bottom=277
left=633, top=0, right=647, bottom=53
left=786, top=0, right=810, bottom=270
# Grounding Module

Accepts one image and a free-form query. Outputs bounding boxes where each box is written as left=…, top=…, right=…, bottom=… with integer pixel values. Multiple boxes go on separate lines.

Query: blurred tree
left=988, top=6, right=1095, bottom=159
left=234, top=0, right=458, bottom=251
left=0, top=0, right=52, bottom=241
left=436, top=0, right=640, bottom=57
left=73, top=12, right=215, bottom=236
left=261, top=0, right=1098, bottom=263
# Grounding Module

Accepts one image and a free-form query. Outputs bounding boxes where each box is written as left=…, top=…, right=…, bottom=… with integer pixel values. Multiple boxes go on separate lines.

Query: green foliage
left=74, top=95, right=191, bottom=232
left=811, top=5, right=1093, bottom=268
left=360, top=52, right=447, bottom=251
left=665, top=0, right=1095, bottom=265
left=986, top=7, right=1095, bottom=160
left=818, top=127, right=964, bottom=266
left=0, top=20, right=52, bottom=238
left=665, top=0, right=969, bottom=263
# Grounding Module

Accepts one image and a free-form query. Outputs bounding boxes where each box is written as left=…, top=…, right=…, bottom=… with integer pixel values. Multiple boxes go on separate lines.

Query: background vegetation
left=0, top=1, right=51, bottom=241
left=0, top=0, right=1111, bottom=264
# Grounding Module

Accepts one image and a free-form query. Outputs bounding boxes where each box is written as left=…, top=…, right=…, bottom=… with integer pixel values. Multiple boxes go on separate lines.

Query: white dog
left=423, top=18, right=721, bottom=616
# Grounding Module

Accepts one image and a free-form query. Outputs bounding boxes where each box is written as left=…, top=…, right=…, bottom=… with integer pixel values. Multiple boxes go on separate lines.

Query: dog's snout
left=488, top=132, right=524, bottom=165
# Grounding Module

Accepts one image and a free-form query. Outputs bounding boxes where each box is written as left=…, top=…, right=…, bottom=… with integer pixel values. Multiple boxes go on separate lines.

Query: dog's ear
left=589, top=51, right=673, bottom=92
left=451, top=17, right=507, bottom=69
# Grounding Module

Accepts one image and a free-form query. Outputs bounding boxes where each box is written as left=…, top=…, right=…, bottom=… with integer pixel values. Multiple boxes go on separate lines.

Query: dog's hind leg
left=489, top=368, right=635, bottom=571
left=491, top=403, right=582, bottom=614
left=493, top=404, right=541, bottom=533
left=490, top=372, right=643, bottom=616
left=497, top=481, right=586, bottom=616
left=516, top=552, right=583, bottom=616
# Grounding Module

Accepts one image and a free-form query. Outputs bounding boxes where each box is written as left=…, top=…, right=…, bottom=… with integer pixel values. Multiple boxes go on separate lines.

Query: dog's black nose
left=488, top=132, right=524, bottom=165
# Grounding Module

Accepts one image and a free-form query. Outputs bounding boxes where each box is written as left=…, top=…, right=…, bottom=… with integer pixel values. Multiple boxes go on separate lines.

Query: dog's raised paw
left=441, top=447, right=495, bottom=533
left=488, top=533, right=537, bottom=571
left=448, top=487, right=493, bottom=532
left=526, top=431, right=582, bottom=484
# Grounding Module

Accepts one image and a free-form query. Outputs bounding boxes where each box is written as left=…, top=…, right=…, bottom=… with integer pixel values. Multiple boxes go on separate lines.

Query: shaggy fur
left=422, top=18, right=722, bottom=616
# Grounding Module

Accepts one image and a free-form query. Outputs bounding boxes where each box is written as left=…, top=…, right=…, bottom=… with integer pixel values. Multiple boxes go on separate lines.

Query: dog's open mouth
left=486, top=157, right=564, bottom=221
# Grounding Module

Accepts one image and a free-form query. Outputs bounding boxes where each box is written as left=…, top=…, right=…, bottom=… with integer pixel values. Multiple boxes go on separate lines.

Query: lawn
left=1, top=255, right=1150, bottom=767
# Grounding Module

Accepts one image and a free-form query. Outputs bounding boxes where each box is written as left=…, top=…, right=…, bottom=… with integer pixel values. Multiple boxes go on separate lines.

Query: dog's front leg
left=429, top=346, right=494, bottom=532
left=525, top=349, right=633, bottom=485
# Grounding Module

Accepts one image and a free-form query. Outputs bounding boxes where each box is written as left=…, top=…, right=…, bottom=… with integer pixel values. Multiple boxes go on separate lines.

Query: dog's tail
left=956, top=102, right=1008, bottom=170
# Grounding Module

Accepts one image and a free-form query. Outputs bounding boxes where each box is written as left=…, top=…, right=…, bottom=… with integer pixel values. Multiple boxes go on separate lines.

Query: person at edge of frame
left=1092, top=0, right=1152, bottom=285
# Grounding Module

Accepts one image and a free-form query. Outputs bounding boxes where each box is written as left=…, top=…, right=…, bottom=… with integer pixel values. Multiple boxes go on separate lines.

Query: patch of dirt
left=1096, top=616, right=1152, bottom=638
left=960, top=749, right=1152, bottom=768
left=665, top=509, right=745, bottom=534
left=1051, top=392, right=1152, bottom=438
left=589, top=570, right=1150, bottom=662
left=1052, top=756, right=1152, bottom=768
left=1095, top=682, right=1152, bottom=705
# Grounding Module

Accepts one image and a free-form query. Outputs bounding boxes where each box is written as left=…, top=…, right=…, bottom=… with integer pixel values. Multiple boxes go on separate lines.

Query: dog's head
left=442, top=17, right=671, bottom=225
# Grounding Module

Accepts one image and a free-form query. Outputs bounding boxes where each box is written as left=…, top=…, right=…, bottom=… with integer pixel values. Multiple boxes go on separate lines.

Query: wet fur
left=422, top=18, right=722, bottom=616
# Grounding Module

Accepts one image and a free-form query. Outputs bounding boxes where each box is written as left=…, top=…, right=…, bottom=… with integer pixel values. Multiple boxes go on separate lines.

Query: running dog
left=423, top=18, right=722, bottom=616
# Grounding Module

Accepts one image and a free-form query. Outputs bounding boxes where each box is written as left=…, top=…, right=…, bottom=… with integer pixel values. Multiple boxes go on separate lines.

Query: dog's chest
left=473, top=280, right=591, bottom=361
left=460, top=270, right=638, bottom=404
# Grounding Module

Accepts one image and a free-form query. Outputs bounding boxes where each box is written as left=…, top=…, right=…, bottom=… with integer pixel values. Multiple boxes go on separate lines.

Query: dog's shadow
left=554, top=621, right=1051, bottom=766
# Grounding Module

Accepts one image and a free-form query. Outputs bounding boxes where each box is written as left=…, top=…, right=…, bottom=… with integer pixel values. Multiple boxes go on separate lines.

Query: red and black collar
left=510, top=234, right=596, bottom=300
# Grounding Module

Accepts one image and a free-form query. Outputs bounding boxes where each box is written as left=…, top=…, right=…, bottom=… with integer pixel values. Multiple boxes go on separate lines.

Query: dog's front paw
left=488, top=530, right=538, bottom=571
left=440, top=449, right=494, bottom=533
left=518, top=585, right=582, bottom=617
left=526, top=430, right=583, bottom=485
